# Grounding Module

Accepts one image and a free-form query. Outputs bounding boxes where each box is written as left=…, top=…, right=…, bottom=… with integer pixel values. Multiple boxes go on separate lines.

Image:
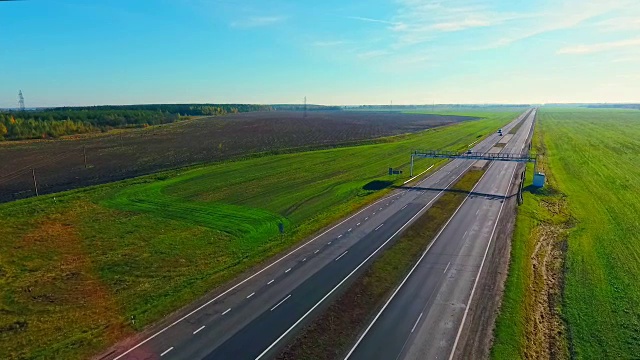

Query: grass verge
left=277, top=168, right=485, bottom=360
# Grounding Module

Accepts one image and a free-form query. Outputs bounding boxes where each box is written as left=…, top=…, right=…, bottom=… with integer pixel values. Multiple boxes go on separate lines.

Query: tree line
left=48, top=104, right=274, bottom=116
left=0, top=104, right=273, bottom=141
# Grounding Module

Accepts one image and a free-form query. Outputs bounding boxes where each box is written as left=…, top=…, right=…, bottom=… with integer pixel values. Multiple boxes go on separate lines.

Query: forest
left=0, top=104, right=273, bottom=140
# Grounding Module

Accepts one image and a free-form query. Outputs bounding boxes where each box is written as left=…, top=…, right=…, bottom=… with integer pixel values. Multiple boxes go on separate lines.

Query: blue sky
left=1, top=0, right=639, bottom=107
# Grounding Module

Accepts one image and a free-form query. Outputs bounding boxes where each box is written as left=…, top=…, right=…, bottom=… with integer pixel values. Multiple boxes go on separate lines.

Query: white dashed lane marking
left=193, top=326, right=205, bottom=335
left=411, top=313, right=423, bottom=333
left=161, top=347, right=174, bottom=356
left=270, top=295, right=291, bottom=311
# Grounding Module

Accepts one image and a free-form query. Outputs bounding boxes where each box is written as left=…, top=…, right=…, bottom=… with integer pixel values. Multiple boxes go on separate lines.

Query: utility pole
left=303, top=96, right=307, bottom=118
left=31, top=168, right=39, bottom=196
left=83, top=146, right=88, bottom=168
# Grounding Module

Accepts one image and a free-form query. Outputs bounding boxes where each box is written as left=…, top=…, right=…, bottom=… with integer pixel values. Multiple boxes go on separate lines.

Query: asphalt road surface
left=107, top=110, right=533, bottom=360
left=345, top=109, right=536, bottom=360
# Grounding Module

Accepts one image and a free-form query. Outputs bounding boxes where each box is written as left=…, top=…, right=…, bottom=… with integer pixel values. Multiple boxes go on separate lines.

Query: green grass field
left=0, top=111, right=517, bottom=359
left=492, top=108, right=640, bottom=359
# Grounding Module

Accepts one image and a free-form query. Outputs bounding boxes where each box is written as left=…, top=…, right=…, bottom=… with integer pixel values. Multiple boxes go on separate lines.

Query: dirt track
left=0, top=111, right=473, bottom=202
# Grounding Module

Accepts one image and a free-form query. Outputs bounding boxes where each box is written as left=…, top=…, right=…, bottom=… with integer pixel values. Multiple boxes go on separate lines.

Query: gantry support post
left=410, top=154, right=414, bottom=177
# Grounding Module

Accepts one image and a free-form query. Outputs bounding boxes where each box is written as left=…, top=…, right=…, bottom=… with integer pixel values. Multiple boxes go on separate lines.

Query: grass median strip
left=276, top=168, right=485, bottom=360
left=508, top=118, right=525, bottom=135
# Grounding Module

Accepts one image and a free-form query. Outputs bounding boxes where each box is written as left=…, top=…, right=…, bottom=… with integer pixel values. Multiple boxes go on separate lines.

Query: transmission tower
left=303, top=96, right=307, bottom=118
left=18, top=90, right=25, bottom=111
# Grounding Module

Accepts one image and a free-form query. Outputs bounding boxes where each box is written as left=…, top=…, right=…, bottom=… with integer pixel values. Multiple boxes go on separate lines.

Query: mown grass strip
left=277, top=168, right=485, bottom=360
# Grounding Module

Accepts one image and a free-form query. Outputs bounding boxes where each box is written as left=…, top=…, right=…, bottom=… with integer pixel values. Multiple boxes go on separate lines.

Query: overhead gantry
left=410, top=149, right=544, bottom=188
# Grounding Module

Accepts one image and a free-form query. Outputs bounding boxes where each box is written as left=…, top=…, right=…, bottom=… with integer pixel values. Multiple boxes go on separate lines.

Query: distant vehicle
left=498, top=128, right=503, bottom=136
left=466, top=149, right=473, bottom=155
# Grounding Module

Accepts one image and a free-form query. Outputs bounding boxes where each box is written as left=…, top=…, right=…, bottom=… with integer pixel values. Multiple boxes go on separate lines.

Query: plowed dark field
left=0, top=111, right=474, bottom=202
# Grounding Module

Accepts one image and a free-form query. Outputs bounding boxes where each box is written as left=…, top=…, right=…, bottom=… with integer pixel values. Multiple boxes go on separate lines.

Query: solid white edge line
left=444, top=261, right=451, bottom=274
left=343, top=162, right=491, bottom=360
left=411, top=312, right=424, bottom=333
left=335, top=251, right=349, bottom=261
left=403, top=164, right=435, bottom=184
left=256, top=160, right=476, bottom=360
left=270, top=294, right=292, bottom=311
left=111, top=189, right=408, bottom=360
left=193, top=325, right=205, bottom=334
left=160, top=347, right=174, bottom=356
left=448, top=128, right=522, bottom=360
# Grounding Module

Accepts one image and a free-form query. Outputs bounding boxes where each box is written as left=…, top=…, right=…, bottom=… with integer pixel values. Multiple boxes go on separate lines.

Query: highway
left=107, top=110, right=533, bottom=360
left=345, top=109, right=536, bottom=360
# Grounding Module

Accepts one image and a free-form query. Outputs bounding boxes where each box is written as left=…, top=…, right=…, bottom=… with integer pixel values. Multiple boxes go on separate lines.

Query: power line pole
left=303, top=96, right=307, bottom=118
left=18, top=90, right=25, bottom=111
left=83, top=146, right=88, bottom=168
left=31, top=168, right=39, bottom=196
